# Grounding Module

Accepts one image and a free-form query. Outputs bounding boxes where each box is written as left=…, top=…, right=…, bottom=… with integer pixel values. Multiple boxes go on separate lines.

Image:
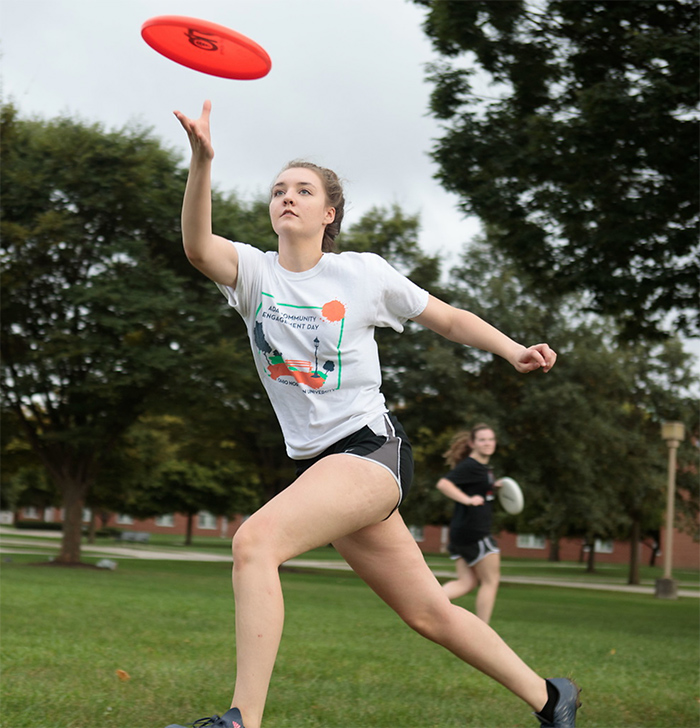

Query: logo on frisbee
left=185, top=28, right=218, bottom=52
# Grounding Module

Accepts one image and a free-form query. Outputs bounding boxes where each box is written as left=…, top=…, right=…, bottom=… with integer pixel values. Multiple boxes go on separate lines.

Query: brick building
left=412, top=524, right=699, bottom=569
left=6, top=506, right=697, bottom=569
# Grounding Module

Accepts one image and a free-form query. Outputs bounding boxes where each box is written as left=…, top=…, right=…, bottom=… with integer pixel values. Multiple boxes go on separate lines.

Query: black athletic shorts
left=449, top=536, right=500, bottom=567
left=294, top=413, right=413, bottom=514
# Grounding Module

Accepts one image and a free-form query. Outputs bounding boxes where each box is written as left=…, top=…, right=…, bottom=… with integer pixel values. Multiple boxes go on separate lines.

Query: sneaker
left=164, top=707, right=245, bottom=728
left=533, top=678, right=581, bottom=727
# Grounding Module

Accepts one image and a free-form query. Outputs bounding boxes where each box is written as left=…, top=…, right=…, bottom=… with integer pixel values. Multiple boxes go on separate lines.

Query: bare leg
left=333, top=513, right=548, bottom=712
left=230, top=454, right=399, bottom=728
left=472, top=552, right=500, bottom=624
left=442, top=556, right=478, bottom=600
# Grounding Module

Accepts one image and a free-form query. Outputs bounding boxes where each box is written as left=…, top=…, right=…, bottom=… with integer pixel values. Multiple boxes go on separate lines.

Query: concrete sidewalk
left=2, top=528, right=698, bottom=598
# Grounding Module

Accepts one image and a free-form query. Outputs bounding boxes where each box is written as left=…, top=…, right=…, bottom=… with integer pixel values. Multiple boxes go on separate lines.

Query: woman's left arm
left=413, top=295, right=557, bottom=374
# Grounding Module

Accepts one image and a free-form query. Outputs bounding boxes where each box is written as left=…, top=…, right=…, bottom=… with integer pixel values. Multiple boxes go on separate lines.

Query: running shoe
left=533, top=678, right=581, bottom=727
left=165, top=707, right=245, bottom=728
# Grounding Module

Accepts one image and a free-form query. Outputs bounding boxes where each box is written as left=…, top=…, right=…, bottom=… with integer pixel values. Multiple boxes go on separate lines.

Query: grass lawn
left=1, top=551, right=698, bottom=728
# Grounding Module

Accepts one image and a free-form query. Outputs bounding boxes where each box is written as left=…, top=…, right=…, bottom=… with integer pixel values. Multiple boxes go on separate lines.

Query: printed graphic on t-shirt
left=253, top=293, right=346, bottom=393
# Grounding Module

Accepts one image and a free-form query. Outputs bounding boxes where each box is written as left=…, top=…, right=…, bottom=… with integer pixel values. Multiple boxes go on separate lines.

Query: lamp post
left=655, top=421, right=685, bottom=600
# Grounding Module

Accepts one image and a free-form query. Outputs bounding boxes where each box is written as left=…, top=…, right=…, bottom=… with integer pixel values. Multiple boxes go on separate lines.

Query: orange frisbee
left=141, top=15, right=271, bottom=80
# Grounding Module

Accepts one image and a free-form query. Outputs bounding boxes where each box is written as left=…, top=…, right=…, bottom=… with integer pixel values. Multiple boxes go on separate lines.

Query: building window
left=82, top=508, right=92, bottom=523
left=155, top=514, right=175, bottom=528
left=21, top=507, right=39, bottom=520
left=116, top=514, right=134, bottom=525
left=594, top=539, right=613, bottom=554
left=516, top=534, right=546, bottom=550
left=197, top=511, right=217, bottom=530
left=409, top=525, right=424, bottom=542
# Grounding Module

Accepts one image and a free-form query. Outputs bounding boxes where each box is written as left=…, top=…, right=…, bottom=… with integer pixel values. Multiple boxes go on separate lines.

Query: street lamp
left=655, top=421, right=685, bottom=600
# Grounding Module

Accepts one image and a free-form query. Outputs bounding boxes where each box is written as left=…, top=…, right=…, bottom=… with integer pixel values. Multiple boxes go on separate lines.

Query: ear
left=324, top=207, right=336, bottom=224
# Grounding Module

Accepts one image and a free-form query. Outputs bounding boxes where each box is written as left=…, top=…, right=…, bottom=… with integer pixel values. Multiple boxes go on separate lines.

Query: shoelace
left=191, top=716, right=223, bottom=728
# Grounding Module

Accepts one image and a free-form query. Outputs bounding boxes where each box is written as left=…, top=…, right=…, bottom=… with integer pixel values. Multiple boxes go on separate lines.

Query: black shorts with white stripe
left=294, top=413, right=413, bottom=515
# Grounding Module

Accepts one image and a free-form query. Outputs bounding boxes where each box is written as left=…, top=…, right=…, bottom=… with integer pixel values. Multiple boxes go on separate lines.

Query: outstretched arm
left=173, top=100, right=239, bottom=287
left=413, top=295, right=557, bottom=373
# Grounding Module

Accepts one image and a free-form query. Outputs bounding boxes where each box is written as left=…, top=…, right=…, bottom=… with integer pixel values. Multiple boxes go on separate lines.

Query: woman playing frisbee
left=438, top=425, right=503, bottom=624
left=166, top=100, right=580, bottom=728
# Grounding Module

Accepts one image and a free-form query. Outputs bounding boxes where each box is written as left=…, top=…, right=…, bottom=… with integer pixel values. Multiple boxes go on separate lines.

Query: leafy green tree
left=447, top=237, right=698, bottom=578
left=134, top=460, right=248, bottom=546
left=0, top=105, right=229, bottom=563
left=414, top=0, right=699, bottom=338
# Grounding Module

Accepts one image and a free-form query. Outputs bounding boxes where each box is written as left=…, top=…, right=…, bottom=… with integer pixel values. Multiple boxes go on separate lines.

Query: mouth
left=281, top=210, right=297, bottom=217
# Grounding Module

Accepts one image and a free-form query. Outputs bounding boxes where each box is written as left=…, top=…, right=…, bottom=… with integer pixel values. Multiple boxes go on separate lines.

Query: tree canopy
left=414, top=0, right=699, bottom=339
left=2, top=102, right=696, bottom=573
left=0, top=105, right=237, bottom=561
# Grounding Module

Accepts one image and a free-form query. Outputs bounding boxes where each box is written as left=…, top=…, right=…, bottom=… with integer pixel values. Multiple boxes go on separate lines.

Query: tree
left=414, top=0, right=699, bottom=338
left=0, top=105, right=225, bottom=563
left=446, top=236, right=698, bottom=577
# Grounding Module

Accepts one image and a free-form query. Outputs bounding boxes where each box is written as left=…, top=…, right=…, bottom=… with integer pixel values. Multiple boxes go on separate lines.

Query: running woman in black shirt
left=438, top=424, right=502, bottom=624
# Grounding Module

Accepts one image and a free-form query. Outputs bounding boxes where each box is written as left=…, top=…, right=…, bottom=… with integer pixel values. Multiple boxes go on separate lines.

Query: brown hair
left=443, top=423, right=494, bottom=468
left=276, top=160, right=345, bottom=253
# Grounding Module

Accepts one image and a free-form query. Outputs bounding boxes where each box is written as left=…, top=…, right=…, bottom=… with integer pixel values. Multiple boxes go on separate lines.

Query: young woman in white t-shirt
left=165, top=101, right=580, bottom=728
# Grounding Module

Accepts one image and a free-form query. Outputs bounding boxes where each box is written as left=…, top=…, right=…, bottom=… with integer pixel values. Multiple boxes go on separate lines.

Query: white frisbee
left=498, top=477, right=524, bottom=515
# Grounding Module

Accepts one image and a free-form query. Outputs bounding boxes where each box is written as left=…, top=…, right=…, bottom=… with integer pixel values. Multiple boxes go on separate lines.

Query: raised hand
left=174, top=100, right=214, bottom=161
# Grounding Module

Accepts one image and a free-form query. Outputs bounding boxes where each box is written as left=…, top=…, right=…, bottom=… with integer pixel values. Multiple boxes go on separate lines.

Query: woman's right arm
left=174, top=100, right=239, bottom=287
left=436, top=478, right=484, bottom=507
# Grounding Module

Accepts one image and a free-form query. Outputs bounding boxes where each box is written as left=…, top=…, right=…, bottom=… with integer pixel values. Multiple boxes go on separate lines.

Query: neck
left=277, top=233, right=324, bottom=272
left=470, top=452, right=490, bottom=465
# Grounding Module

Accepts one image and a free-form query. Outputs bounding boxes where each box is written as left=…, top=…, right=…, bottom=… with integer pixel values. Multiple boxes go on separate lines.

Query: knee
left=402, top=602, right=453, bottom=643
left=231, top=520, right=268, bottom=569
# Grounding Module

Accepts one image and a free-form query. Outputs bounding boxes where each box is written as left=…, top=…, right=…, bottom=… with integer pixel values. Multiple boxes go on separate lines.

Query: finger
left=536, top=344, right=557, bottom=371
left=543, top=352, right=557, bottom=371
left=173, top=110, right=192, bottom=132
left=201, top=99, right=212, bottom=120
left=527, top=347, right=546, bottom=367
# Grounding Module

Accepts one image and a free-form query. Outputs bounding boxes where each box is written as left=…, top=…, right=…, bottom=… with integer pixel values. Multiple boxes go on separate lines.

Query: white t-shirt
left=217, top=242, right=429, bottom=459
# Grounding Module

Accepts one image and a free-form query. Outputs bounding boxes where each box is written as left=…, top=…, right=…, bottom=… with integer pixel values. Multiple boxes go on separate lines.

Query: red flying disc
left=141, top=16, right=271, bottom=80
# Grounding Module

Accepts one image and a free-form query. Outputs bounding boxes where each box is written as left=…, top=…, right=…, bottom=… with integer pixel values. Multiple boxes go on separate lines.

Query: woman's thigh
left=455, top=556, right=478, bottom=585
left=473, top=552, right=501, bottom=585
left=234, top=453, right=400, bottom=565
left=333, top=511, right=451, bottom=624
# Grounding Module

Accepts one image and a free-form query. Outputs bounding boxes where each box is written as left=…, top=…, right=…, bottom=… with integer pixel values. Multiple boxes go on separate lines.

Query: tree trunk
left=628, top=519, right=641, bottom=585
left=586, top=539, right=596, bottom=573
left=185, top=513, right=193, bottom=546
left=55, top=483, right=86, bottom=564
left=548, top=536, right=560, bottom=562
left=88, top=510, right=98, bottom=544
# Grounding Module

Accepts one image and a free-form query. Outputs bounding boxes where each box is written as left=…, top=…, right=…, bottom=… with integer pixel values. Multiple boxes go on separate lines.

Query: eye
left=273, top=189, right=285, bottom=197
left=299, top=188, right=312, bottom=195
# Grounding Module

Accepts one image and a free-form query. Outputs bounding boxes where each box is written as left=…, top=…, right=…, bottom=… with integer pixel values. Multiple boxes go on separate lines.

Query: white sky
left=2, top=0, right=697, bottom=375
left=0, top=0, right=480, bottom=268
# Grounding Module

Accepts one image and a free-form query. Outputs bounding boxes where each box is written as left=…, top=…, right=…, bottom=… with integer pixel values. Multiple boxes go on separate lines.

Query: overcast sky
left=2, top=0, right=698, bottom=374
left=1, top=0, right=481, bottom=267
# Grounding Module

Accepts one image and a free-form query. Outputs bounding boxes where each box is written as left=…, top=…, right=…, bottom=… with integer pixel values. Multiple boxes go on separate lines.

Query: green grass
left=1, top=552, right=698, bottom=728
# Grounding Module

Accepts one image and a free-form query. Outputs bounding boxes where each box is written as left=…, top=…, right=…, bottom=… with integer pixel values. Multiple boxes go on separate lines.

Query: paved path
left=1, top=529, right=697, bottom=598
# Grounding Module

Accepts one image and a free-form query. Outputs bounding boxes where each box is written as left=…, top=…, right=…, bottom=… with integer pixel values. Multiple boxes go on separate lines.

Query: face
left=269, top=167, right=335, bottom=239
left=471, top=428, right=497, bottom=460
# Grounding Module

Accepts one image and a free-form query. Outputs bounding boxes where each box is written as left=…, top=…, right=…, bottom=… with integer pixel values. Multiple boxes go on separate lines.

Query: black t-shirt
left=444, top=457, right=495, bottom=545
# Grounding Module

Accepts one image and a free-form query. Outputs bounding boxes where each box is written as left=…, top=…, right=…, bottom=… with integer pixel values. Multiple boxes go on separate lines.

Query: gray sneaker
left=533, top=678, right=581, bottom=727
left=165, top=707, right=245, bottom=728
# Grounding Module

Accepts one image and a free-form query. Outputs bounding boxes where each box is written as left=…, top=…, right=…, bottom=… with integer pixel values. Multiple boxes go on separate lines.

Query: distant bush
left=14, top=521, right=63, bottom=531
